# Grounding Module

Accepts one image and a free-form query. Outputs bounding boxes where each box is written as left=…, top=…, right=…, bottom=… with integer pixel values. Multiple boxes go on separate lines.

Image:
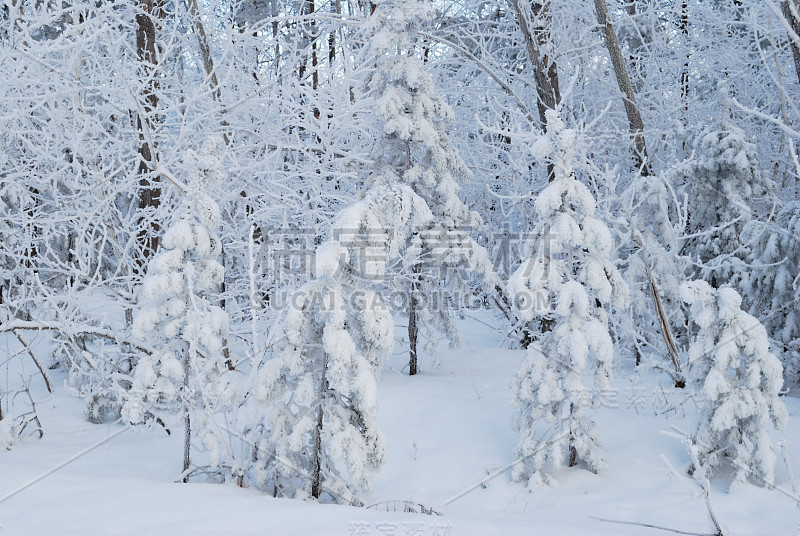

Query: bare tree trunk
left=568, top=403, right=577, bottom=467
left=183, top=411, right=191, bottom=482
left=634, top=236, right=685, bottom=388
left=680, top=0, right=689, bottom=118
left=298, top=0, right=312, bottom=82
left=679, top=0, right=690, bottom=156
left=311, top=0, right=318, bottom=93
left=511, top=0, right=560, bottom=181
left=311, top=352, right=327, bottom=499
left=784, top=0, right=800, bottom=85
left=511, top=0, right=560, bottom=128
left=593, top=0, right=652, bottom=176
left=310, top=399, right=323, bottom=498
left=182, top=344, right=191, bottom=483
left=135, top=0, right=161, bottom=271
left=188, top=0, right=221, bottom=103
left=329, top=0, right=337, bottom=65
left=220, top=242, right=233, bottom=370
left=622, top=1, right=643, bottom=91
left=408, top=263, right=420, bottom=376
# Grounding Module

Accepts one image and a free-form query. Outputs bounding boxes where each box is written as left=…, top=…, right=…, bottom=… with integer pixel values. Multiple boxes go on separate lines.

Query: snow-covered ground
left=2, top=313, right=798, bottom=535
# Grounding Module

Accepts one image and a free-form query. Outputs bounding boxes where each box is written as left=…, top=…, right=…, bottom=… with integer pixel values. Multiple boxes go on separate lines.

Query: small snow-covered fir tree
left=740, top=203, right=800, bottom=384
left=122, top=139, right=230, bottom=480
left=255, top=183, right=432, bottom=504
left=675, top=81, right=774, bottom=287
left=509, top=110, right=627, bottom=486
left=680, top=280, right=787, bottom=487
left=363, top=0, right=499, bottom=372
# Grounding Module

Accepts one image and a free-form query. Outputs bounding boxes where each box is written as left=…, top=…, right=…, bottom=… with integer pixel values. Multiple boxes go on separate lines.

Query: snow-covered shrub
left=510, top=110, right=627, bottom=486
left=0, top=416, right=15, bottom=451
left=122, top=140, right=231, bottom=477
left=740, top=202, right=800, bottom=384
left=680, top=280, right=787, bottom=487
left=622, top=174, right=690, bottom=368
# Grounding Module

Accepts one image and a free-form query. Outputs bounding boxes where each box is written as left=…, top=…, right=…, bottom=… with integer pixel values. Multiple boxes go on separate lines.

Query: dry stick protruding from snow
left=634, top=235, right=685, bottom=388
left=16, top=382, right=44, bottom=439
left=589, top=515, right=719, bottom=536
left=12, top=330, right=52, bottom=394
left=591, top=443, right=728, bottom=536
left=493, top=284, right=515, bottom=323
left=780, top=443, right=800, bottom=513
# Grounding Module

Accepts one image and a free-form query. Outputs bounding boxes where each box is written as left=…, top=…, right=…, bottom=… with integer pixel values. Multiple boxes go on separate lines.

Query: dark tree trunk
left=183, top=411, right=191, bottom=482
left=512, top=0, right=560, bottom=127
left=593, top=0, right=652, bottom=176
left=311, top=353, right=327, bottom=499
left=182, top=344, right=191, bottom=483
left=784, top=0, right=800, bottom=85
left=311, top=400, right=323, bottom=498
left=568, top=403, right=577, bottom=467
left=680, top=1, right=689, bottom=119
left=512, top=0, right=561, bottom=180
left=135, top=0, right=162, bottom=271
left=408, top=263, right=420, bottom=376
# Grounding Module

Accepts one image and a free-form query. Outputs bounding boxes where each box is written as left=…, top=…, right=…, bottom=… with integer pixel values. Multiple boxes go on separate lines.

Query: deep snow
left=1, top=312, right=798, bottom=535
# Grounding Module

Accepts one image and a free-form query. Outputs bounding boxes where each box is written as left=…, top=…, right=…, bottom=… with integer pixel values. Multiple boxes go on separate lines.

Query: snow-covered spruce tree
left=362, top=0, right=499, bottom=373
left=674, top=81, right=774, bottom=287
left=122, top=142, right=230, bottom=481
left=255, top=182, right=432, bottom=504
left=680, top=280, right=787, bottom=487
left=740, top=203, right=800, bottom=384
left=509, top=110, right=627, bottom=486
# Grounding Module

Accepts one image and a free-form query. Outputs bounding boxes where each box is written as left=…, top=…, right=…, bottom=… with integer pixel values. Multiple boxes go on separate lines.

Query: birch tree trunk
left=182, top=342, right=191, bottom=483
left=680, top=1, right=689, bottom=123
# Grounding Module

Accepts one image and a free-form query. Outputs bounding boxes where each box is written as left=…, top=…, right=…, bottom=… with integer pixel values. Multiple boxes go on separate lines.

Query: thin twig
left=1, top=320, right=152, bottom=355
left=0, top=427, right=128, bottom=505
left=418, top=31, right=538, bottom=125
left=12, top=331, right=52, bottom=394
left=589, top=515, right=717, bottom=536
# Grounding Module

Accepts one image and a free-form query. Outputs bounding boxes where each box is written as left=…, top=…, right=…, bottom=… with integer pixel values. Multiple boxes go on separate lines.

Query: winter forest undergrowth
left=2, top=0, right=800, bottom=534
